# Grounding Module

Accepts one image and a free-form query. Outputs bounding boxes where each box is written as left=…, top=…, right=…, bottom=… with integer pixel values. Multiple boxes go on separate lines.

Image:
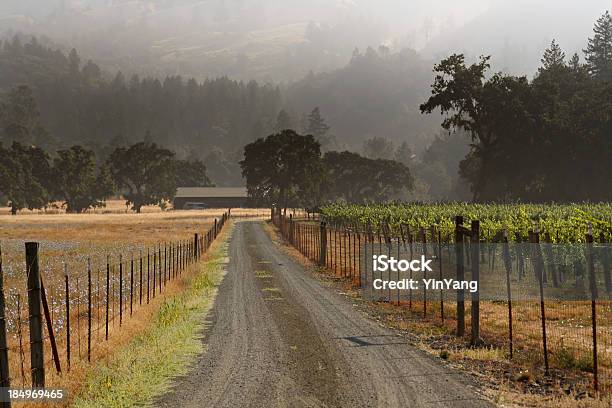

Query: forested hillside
left=0, top=9, right=610, bottom=201
left=285, top=47, right=438, bottom=151
left=0, top=36, right=440, bottom=187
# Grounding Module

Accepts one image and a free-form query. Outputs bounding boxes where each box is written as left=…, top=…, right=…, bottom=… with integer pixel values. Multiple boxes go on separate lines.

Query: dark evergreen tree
left=584, top=10, right=612, bottom=80
left=305, top=107, right=330, bottom=139
left=274, top=110, right=294, bottom=132
left=540, top=39, right=565, bottom=71
left=0, top=85, right=52, bottom=148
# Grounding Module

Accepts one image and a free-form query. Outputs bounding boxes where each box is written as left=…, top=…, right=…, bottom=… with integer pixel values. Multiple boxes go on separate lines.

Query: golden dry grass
left=0, top=208, right=235, bottom=406
left=0, top=199, right=271, bottom=217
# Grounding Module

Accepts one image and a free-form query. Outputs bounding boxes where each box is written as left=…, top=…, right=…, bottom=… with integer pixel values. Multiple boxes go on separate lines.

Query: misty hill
left=424, top=0, right=610, bottom=75
left=0, top=36, right=440, bottom=186
left=2, top=1, right=608, bottom=83
left=0, top=0, right=389, bottom=83
left=286, top=47, right=438, bottom=150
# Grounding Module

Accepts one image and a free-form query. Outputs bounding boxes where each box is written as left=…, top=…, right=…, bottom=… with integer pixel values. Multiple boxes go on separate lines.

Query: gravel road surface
left=156, top=221, right=493, bottom=408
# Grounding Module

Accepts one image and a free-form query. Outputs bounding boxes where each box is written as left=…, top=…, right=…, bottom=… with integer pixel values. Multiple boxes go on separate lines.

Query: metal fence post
left=586, top=224, right=598, bottom=392
left=105, top=255, right=110, bottom=340
left=502, top=230, right=513, bottom=359
left=532, top=229, right=549, bottom=375
left=25, top=242, right=45, bottom=387
left=87, top=258, right=92, bottom=362
left=119, top=254, right=123, bottom=326
left=65, top=270, right=70, bottom=370
left=130, top=255, right=134, bottom=316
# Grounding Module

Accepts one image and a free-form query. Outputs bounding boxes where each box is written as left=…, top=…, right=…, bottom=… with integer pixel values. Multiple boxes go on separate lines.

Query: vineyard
left=273, top=203, right=612, bottom=399
left=321, top=203, right=612, bottom=243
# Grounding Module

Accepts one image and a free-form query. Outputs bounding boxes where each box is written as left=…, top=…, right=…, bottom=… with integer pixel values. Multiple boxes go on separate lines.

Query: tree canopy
left=323, top=151, right=413, bottom=204
left=52, top=145, right=115, bottom=213
left=420, top=38, right=611, bottom=202
left=0, top=142, right=51, bottom=214
left=108, top=142, right=182, bottom=213
left=240, top=130, right=324, bottom=210
left=584, top=10, right=612, bottom=80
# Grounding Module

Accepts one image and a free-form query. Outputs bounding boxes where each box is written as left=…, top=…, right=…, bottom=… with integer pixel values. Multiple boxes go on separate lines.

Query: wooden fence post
left=25, top=242, right=45, bottom=387
left=420, top=227, right=427, bottom=317
left=194, top=233, right=199, bottom=261
left=470, top=220, right=481, bottom=345
left=0, top=245, right=11, bottom=404
left=319, top=222, right=327, bottom=266
left=455, top=216, right=465, bottom=337
left=544, top=232, right=559, bottom=287
left=601, top=233, right=611, bottom=293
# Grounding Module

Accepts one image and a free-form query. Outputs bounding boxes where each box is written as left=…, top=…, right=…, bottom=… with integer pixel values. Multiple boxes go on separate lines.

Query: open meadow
left=0, top=204, right=244, bottom=405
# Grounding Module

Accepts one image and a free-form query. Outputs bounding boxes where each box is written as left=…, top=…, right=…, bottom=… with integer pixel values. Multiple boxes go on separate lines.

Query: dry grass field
left=0, top=204, right=245, bottom=406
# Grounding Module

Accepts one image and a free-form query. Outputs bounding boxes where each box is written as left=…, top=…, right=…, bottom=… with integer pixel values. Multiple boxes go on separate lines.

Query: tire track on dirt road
left=156, top=221, right=494, bottom=407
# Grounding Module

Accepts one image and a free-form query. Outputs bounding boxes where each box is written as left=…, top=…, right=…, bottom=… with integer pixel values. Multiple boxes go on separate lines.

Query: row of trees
left=420, top=11, right=612, bottom=202
left=0, top=36, right=282, bottom=185
left=0, top=142, right=210, bottom=214
left=0, top=34, right=440, bottom=187
left=240, top=129, right=413, bottom=210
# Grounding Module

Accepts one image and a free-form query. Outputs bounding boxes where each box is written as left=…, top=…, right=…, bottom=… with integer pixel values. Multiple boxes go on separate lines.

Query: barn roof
left=175, top=187, right=248, bottom=198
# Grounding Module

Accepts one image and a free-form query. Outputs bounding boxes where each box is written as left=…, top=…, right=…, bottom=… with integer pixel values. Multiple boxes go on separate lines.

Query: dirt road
left=156, top=221, right=493, bottom=407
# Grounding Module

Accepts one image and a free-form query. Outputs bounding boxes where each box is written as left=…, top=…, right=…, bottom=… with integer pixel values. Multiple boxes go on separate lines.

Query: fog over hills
left=0, top=1, right=607, bottom=81
left=4, top=0, right=592, bottom=81
left=423, top=0, right=610, bottom=75
left=0, top=1, right=609, bottom=196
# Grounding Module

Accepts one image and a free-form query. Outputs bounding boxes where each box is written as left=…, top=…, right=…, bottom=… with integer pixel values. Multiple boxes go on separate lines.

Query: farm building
left=173, top=187, right=249, bottom=209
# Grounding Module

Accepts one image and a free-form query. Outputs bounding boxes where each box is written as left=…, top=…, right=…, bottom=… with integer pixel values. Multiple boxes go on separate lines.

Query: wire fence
left=273, top=210, right=611, bottom=396
left=0, top=212, right=229, bottom=393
